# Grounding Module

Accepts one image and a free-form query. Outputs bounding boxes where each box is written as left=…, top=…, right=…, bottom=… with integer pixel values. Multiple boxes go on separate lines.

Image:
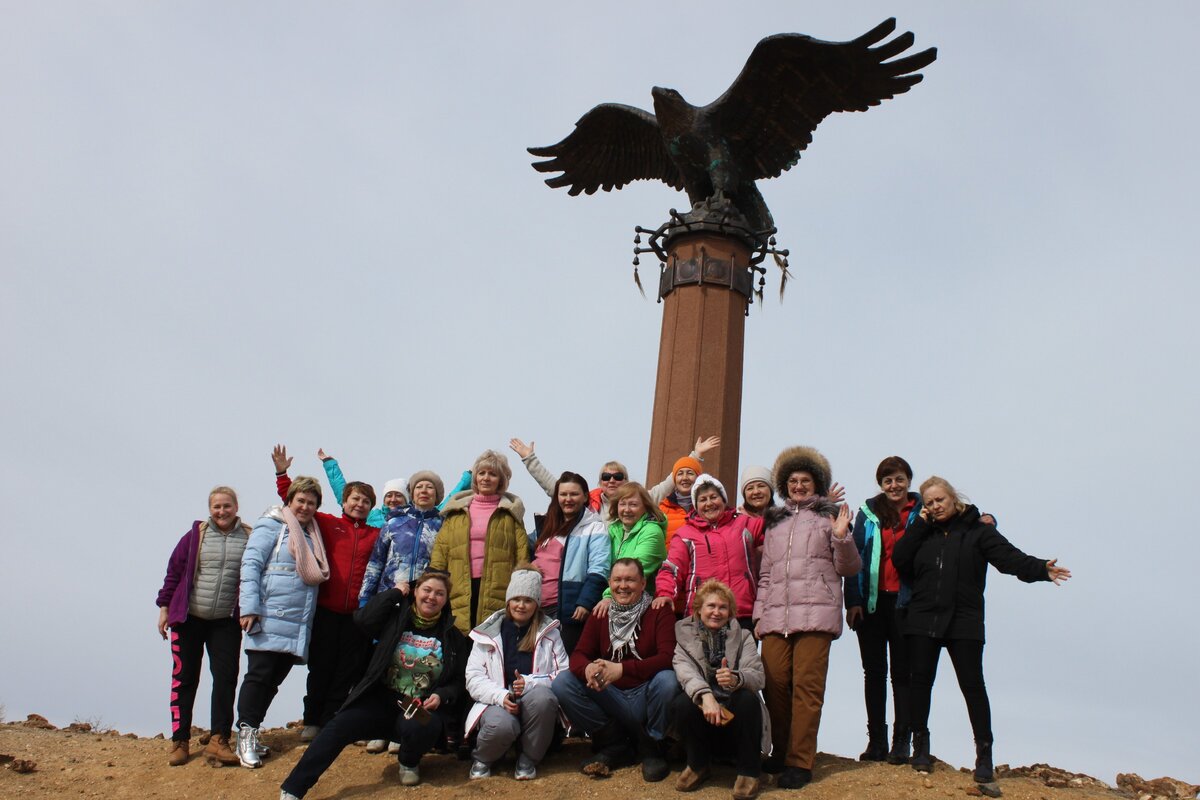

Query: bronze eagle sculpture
left=528, top=18, right=936, bottom=233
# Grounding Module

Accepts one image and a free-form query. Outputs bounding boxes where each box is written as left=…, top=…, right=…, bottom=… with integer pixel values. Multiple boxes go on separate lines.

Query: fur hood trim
left=772, top=446, right=832, bottom=499
left=441, top=489, right=526, bottom=521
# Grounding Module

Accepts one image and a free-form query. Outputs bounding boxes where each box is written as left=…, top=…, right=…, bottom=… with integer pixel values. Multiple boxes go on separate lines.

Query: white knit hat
left=690, top=473, right=728, bottom=508
left=506, top=567, right=543, bottom=605
left=382, top=478, right=408, bottom=502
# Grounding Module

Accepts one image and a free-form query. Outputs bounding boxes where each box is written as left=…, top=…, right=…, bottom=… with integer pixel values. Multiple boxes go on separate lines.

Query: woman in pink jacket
left=752, top=446, right=860, bottom=791
left=653, top=475, right=762, bottom=628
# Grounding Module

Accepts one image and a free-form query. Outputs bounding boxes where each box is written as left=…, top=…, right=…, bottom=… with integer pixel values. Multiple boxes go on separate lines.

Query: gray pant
left=472, top=683, right=559, bottom=765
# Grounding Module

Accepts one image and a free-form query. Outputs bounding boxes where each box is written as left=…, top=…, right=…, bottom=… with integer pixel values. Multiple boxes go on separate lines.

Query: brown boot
left=675, top=765, right=710, bottom=791
left=732, top=775, right=761, bottom=800
left=167, top=740, right=189, bottom=767
left=203, top=735, right=240, bottom=767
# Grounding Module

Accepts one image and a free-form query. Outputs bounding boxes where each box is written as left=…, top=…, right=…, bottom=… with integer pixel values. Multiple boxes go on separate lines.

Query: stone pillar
left=645, top=232, right=751, bottom=491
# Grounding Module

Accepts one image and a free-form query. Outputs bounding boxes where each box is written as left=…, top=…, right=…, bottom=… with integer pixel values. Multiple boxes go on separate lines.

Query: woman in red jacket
left=272, top=445, right=380, bottom=742
left=653, top=475, right=762, bottom=628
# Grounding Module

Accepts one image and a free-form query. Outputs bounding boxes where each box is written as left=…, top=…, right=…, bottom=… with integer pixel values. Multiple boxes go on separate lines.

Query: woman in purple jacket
left=155, top=486, right=251, bottom=767
left=752, top=447, right=859, bottom=791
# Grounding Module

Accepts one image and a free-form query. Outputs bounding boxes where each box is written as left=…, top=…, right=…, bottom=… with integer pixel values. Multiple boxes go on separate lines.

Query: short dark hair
left=875, top=456, right=913, bottom=485
left=342, top=480, right=377, bottom=508
left=610, top=557, right=645, bottom=579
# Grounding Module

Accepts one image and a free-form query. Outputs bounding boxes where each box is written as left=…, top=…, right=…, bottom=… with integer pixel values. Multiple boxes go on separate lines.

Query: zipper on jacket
left=209, top=528, right=228, bottom=618
left=929, top=531, right=946, bottom=637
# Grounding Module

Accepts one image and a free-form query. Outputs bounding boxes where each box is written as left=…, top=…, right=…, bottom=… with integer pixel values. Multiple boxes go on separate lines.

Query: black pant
left=907, top=635, right=991, bottom=742
left=670, top=689, right=762, bottom=776
left=281, top=684, right=447, bottom=798
left=854, top=592, right=910, bottom=732
left=236, top=650, right=296, bottom=729
left=169, top=615, right=241, bottom=740
left=304, top=607, right=371, bottom=727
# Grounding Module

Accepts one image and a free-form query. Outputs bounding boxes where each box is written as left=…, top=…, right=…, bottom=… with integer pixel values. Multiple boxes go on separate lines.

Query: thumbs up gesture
left=715, top=656, right=737, bottom=690
left=511, top=669, right=526, bottom=697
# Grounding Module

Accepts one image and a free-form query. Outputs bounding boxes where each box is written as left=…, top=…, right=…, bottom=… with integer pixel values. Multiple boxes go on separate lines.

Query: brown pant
left=760, top=631, right=834, bottom=769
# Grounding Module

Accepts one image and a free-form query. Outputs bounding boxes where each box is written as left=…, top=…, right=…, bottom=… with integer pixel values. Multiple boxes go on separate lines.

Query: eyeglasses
left=600, top=472, right=626, bottom=482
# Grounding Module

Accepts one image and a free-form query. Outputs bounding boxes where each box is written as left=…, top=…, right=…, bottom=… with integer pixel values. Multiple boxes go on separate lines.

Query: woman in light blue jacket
left=234, top=476, right=329, bottom=769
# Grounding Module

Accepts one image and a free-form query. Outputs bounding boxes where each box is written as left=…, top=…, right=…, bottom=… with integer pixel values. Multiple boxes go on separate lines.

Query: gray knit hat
left=738, top=466, right=773, bottom=499
left=506, top=567, right=543, bottom=605
left=406, top=470, right=445, bottom=505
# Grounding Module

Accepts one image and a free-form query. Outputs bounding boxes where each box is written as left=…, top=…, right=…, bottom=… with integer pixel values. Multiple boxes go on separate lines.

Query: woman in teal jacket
left=319, top=448, right=471, bottom=526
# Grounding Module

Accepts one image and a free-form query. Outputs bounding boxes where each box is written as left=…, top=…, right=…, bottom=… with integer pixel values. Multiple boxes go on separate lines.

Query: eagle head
left=651, top=86, right=692, bottom=136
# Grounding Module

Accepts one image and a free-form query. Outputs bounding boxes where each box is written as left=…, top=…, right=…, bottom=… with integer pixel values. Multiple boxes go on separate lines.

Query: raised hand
left=832, top=504, right=852, bottom=539
left=695, top=435, right=720, bottom=458
left=271, top=444, right=292, bottom=474
left=827, top=482, right=846, bottom=504
left=317, top=448, right=332, bottom=462
left=1046, top=559, right=1072, bottom=585
left=508, top=438, right=535, bottom=459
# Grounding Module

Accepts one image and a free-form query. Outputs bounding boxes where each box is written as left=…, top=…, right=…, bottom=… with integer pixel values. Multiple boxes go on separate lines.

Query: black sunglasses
left=600, top=472, right=626, bottom=482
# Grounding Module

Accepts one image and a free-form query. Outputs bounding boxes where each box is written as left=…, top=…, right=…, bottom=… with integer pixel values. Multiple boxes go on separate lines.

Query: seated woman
left=235, top=476, right=329, bottom=769
left=465, top=565, right=568, bottom=781
left=671, top=579, right=768, bottom=800
left=552, top=558, right=679, bottom=783
left=530, top=472, right=610, bottom=654
left=654, top=475, right=762, bottom=627
left=279, top=571, right=469, bottom=797
left=509, top=435, right=719, bottom=522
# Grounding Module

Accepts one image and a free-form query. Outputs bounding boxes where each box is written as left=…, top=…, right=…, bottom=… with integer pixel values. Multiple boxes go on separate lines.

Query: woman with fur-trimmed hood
left=753, top=446, right=860, bottom=791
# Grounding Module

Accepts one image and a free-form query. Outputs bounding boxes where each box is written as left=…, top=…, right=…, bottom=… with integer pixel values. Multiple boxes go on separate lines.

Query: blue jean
left=552, top=668, right=679, bottom=741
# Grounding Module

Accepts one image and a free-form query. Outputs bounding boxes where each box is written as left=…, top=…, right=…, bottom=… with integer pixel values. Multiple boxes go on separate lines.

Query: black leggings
left=169, top=615, right=241, bottom=739
left=303, top=607, right=370, bottom=727
left=907, top=635, right=991, bottom=742
left=281, top=684, right=447, bottom=798
left=236, top=650, right=296, bottom=729
left=854, top=593, right=909, bottom=732
left=670, top=689, right=762, bottom=776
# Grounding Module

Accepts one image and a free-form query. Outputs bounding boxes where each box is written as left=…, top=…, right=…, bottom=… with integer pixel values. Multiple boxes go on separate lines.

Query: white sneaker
left=280, top=792, right=301, bottom=800
left=398, top=764, right=421, bottom=786
left=366, top=739, right=387, bottom=754
left=387, top=741, right=401, bottom=755
left=469, top=760, right=491, bottom=779
left=299, top=725, right=320, bottom=742
left=237, top=724, right=262, bottom=769
left=515, top=754, right=537, bottom=780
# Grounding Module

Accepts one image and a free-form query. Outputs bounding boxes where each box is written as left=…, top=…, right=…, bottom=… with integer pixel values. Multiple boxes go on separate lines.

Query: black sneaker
left=777, top=767, right=812, bottom=790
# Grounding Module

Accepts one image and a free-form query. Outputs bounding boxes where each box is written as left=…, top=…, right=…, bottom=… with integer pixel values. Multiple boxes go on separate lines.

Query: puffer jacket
left=531, top=508, right=611, bottom=615
left=323, top=458, right=474, bottom=526
left=464, top=609, right=568, bottom=734
left=345, top=588, right=469, bottom=710
left=520, top=451, right=694, bottom=522
left=656, top=509, right=763, bottom=618
left=892, top=505, right=1050, bottom=641
left=277, top=474, right=380, bottom=614
left=157, top=518, right=251, bottom=626
left=430, top=491, right=530, bottom=634
left=359, top=504, right=444, bottom=605
left=239, top=507, right=324, bottom=661
left=604, top=514, right=667, bottom=596
left=672, top=616, right=770, bottom=754
left=659, top=494, right=690, bottom=549
left=752, top=499, right=861, bottom=638
left=845, top=494, right=922, bottom=613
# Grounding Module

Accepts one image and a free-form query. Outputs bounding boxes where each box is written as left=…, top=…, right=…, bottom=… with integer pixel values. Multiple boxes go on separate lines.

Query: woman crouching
left=465, top=565, right=568, bottom=781
left=280, top=571, right=468, bottom=797
left=671, top=579, right=768, bottom=800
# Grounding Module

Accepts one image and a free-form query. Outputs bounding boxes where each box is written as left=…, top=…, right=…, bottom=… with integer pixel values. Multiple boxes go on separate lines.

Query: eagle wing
left=528, top=103, right=684, bottom=195
left=708, top=18, right=937, bottom=181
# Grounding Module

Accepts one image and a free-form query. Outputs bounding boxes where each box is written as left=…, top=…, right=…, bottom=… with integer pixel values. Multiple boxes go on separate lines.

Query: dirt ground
left=0, top=722, right=1131, bottom=800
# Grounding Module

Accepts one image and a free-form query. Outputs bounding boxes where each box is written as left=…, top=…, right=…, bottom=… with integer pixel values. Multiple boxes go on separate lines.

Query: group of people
left=156, top=438, right=1071, bottom=799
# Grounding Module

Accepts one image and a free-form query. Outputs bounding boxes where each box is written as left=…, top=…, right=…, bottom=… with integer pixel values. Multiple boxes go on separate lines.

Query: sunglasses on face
left=600, top=472, right=626, bottom=482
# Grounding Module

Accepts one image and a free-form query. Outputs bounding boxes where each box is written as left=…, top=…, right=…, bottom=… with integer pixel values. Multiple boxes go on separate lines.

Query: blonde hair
left=692, top=578, right=738, bottom=618
left=601, top=461, right=628, bottom=479
left=285, top=475, right=323, bottom=506
left=209, top=486, right=238, bottom=506
left=606, top=482, right=666, bottom=525
left=919, top=476, right=968, bottom=515
left=472, top=449, right=513, bottom=494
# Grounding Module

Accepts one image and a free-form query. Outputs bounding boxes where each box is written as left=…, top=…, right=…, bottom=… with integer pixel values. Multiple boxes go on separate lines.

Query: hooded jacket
left=531, top=507, right=611, bottom=615
left=464, top=608, right=569, bottom=734
left=157, top=518, right=251, bottom=627
left=892, top=505, right=1050, bottom=641
left=276, top=474, right=380, bottom=615
left=752, top=499, right=861, bottom=638
left=430, top=490, right=530, bottom=634
left=239, top=507, right=323, bottom=661
left=345, top=587, right=468, bottom=710
left=844, top=493, right=922, bottom=613
left=359, top=504, right=444, bottom=605
left=656, top=509, right=763, bottom=617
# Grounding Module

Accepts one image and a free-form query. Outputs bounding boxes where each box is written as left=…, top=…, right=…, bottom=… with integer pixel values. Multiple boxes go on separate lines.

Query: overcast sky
left=1, top=1, right=1196, bottom=785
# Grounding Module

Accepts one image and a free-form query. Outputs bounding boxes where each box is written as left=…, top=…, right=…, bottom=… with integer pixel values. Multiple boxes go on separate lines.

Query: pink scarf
left=282, top=507, right=330, bottom=586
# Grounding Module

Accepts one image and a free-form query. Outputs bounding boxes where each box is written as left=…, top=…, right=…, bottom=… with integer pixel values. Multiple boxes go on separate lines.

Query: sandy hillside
left=1, top=717, right=1194, bottom=800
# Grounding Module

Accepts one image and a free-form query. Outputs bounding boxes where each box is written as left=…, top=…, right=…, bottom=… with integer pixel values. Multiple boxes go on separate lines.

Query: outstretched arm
left=647, top=436, right=719, bottom=504
left=510, top=437, right=557, bottom=498
left=272, top=444, right=292, bottom=501
left=318, top=449, right=347, bottom=509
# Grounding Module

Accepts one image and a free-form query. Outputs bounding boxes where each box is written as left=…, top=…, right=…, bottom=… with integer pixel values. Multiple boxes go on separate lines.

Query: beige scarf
left=282, top=507, right=330, bottom=586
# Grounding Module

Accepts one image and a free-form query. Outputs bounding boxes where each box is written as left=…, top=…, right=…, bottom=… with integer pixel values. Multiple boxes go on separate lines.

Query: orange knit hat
left=672, top=455, right=703, bottom=479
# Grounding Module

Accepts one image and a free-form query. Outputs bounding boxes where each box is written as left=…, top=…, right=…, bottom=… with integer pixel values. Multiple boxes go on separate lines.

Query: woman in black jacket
left=280, top=571, right=469, bottom=796
left=892, top=477, right=1070, bottom=792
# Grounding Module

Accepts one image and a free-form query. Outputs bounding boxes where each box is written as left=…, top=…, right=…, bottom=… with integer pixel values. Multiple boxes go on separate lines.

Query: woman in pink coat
left=752, top=446, right=860, bottom=790
left=653, top=475, right=762, bottom=628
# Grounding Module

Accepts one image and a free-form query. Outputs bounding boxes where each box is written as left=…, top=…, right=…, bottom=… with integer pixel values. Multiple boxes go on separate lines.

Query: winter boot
left=887, top=726, right=911, bottom=765
left=167, top=740, right=189, bottom=766
left=973, top=739, right=995, bottom=783
left=236, top=724, right=263, bottom=769
left=859, top=724, right=888, bottom=761
left=203, top=735, right=240, bottom=767
left=581, top=721, right=633, bottom=778
left=637, top=729, right=670, bottom=783
left=910, top=729, right=932, bottom=773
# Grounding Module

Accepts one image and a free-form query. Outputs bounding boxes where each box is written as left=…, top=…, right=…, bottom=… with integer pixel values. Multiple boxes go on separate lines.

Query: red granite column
left=645, top=233, right=749, bottom=490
